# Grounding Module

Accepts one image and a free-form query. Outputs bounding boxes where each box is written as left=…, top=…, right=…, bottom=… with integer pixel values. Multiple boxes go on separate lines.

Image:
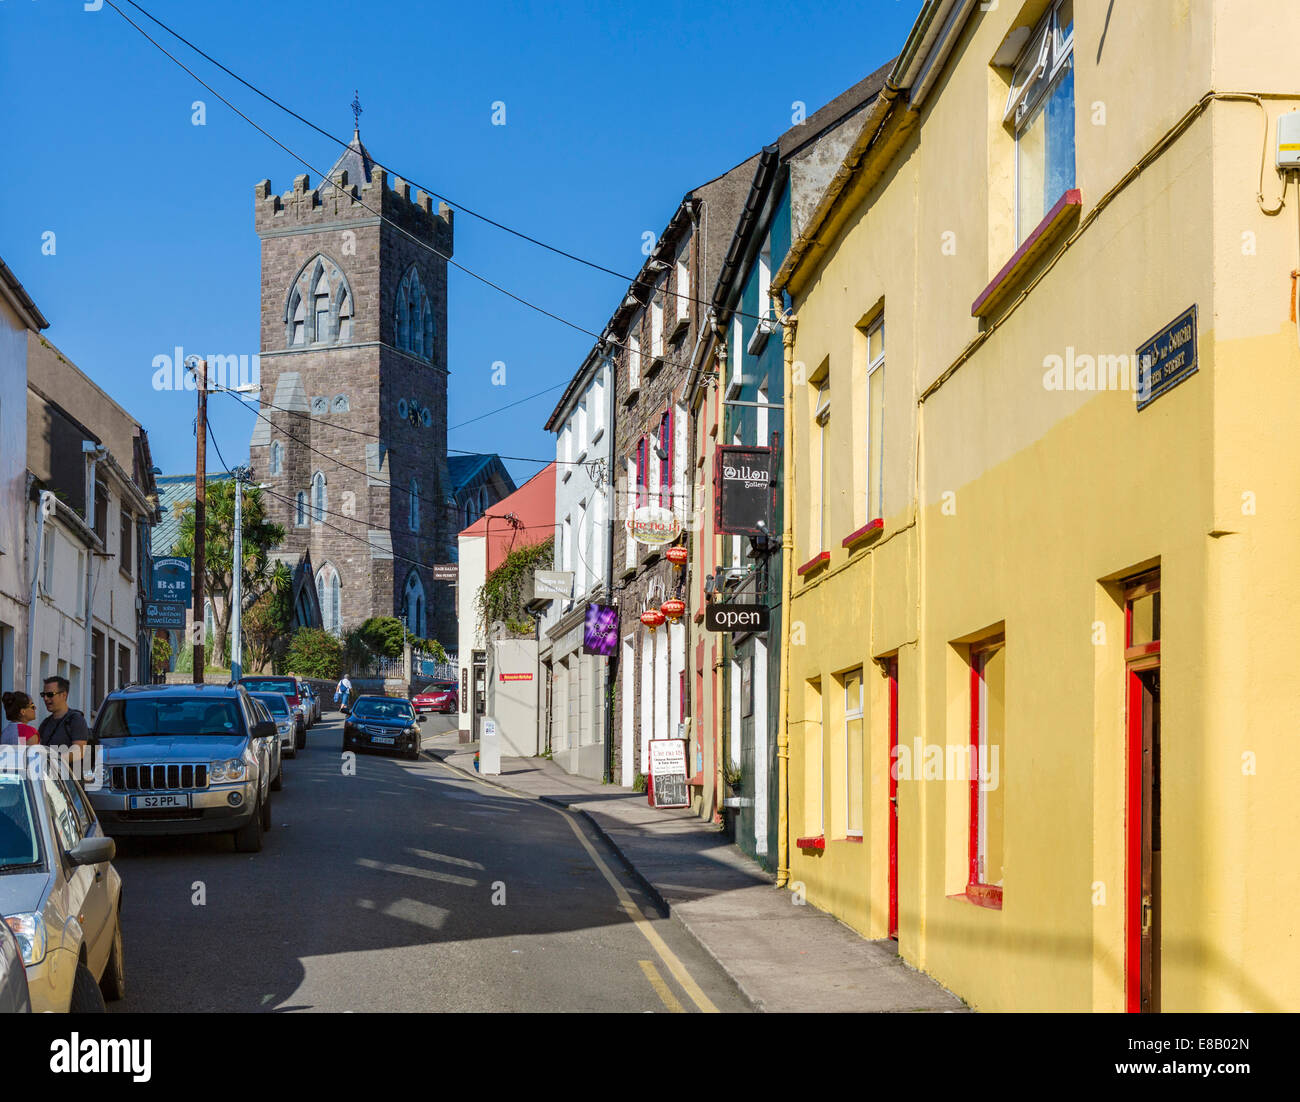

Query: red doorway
left=886, top=657, right=899, bottom=940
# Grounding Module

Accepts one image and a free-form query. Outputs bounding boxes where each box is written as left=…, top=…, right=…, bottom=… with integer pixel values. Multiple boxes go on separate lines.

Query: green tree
left=150, top=632, right=172, bottom=679
left=173, top=480, right=285, bottom=668
left=284, top=627, right=343, bottom=679
left=357, top=616, right=406, bottom=659
left=243, top=562, right=293, bottom=673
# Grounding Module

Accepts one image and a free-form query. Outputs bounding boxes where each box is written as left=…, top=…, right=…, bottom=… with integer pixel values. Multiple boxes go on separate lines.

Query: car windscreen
left=0, top=774, right=44, bottom=872
left=96, top=698, right=244, bottom=738
left=250, top=694, right=290, bottom=716
left=241, top=679, right=295, bottom=695
left=351, top=699, right=414, bottom=721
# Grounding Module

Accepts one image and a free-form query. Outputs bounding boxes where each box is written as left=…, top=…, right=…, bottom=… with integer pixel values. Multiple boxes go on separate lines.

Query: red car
left=411, top=682, right=457, bottom=715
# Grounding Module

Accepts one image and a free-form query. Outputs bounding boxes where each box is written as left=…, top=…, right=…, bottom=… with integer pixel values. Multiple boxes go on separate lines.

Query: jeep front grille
left=111, top=763, right=209, bottom=791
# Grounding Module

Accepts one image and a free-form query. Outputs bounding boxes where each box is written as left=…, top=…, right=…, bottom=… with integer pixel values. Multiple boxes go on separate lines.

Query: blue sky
left=1, top=0, right=914, bottom=486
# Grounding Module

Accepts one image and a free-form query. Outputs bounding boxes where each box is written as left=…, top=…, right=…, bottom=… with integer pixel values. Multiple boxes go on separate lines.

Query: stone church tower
left=249, top=127, right=455, bottom=646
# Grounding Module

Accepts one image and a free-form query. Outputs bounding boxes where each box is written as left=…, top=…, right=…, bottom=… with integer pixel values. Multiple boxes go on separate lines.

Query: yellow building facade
left=773, top=0, right=1300, bottom=1011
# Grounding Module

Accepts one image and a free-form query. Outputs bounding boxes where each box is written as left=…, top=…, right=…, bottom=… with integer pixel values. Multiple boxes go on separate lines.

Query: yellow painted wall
left=781, top=0, right=1300, bottom=1010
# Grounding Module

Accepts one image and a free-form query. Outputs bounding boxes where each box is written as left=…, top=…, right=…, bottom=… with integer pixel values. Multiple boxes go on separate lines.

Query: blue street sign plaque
left=1136, top=305, right=1197, bottom=410
left=152, top=556, right=192, bottom=605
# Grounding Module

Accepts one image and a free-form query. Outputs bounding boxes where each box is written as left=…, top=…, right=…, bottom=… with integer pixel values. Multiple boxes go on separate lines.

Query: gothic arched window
left=269, top=441, right=283, bottom=476
left=409, top=478, right=420, bottom=532
left=311, top=471, right=327, bottom=524
left=395, top=266, right=433, bottom=361
left=403, top=570, right=426, bottom=638
left=316, top=562, right=342, bottom=635
left=284, top=255, right=353, bottom=350
left=295, top=491, right=307, bottom=527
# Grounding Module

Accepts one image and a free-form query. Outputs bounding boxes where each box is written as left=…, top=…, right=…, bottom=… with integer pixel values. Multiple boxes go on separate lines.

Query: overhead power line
left=119, top=0, right=774, bottom=325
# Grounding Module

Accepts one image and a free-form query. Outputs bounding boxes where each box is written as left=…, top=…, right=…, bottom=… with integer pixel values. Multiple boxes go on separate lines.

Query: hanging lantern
left=666, top=546, right=688, bottom=566
left=641, top=608, right=666, bottom=631
left=661, top=598, right=686, bottom=622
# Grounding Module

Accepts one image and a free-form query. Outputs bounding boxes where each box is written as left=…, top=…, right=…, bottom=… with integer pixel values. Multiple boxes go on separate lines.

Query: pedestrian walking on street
left=1, top=691, right=40, bottom=746
left=36, top=676, right=90, bottom=748
left=335, top=674, right=352, bottom=715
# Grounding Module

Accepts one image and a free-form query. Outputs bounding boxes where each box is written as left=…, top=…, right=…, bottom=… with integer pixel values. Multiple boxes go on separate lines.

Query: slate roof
left=152, top=473, right=234, bottom=558
left=447, top=454, right=516, bottom=498
left=316, top=129, right=374, bottom=197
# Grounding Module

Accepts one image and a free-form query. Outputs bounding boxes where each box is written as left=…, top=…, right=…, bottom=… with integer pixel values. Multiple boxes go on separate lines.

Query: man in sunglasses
left=37, top=676, right=90, bottom=748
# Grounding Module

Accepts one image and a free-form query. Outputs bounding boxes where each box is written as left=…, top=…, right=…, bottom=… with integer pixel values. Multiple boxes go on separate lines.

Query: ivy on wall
left=477, top=536, right=554, bottom=637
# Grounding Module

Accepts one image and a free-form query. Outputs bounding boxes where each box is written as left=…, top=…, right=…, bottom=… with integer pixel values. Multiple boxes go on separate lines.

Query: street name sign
left=705, top=603, right=770, bottom=633
left=1137, top=305, right=1197, bottom=410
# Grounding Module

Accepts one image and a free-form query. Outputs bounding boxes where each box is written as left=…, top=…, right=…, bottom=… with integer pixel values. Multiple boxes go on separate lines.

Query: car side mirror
left=253, top=720, right=277, bottom=739
left=68, top=835, right=116, bottom=867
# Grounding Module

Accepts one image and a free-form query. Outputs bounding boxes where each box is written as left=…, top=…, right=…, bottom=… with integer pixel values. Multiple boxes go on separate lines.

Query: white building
left=0, top=258, right=48, bottom=696
left=538, top=346, right=615, bottom=780
left=26, top=334, right=159, bottom=718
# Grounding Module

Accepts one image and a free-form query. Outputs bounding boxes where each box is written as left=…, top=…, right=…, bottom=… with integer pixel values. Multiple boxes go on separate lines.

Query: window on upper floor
left=295, top=491, right=307, bottom=528
left=312, top=471, right=327, bottom=524
left=758, top=237, right=772, bottom=320
left=865, top=317, right=886, bottom=523
left=93, top=482, right=108, bottom=544
left=577, top=398, right=588, bottom=454
left=814, top=382, right=831, bottom=552
left=650, top=293, right=664, bottom=360
left=1006, top=0, right=1075, bottom=244
left=729, top=314, right=743, bottom=396
left=676, top=256, right=690, bottom=323
left=628, top=332, right=642, bottom=394
left=285, top=255, right=352, bottom=349
left=119, top=508, right=132, bottom=577
left=409, top=478, right=420, bottom=532
left=395, top=265, right=435, bottom=361
left=269, top=441, right=283, bottom=477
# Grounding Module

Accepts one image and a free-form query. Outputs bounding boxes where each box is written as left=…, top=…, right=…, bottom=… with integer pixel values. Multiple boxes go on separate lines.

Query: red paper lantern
left=666, top=546, right=688, bottom=566
left=640, top=608, right=666, bottom=630
left=661, top=599, right=686, bottom=621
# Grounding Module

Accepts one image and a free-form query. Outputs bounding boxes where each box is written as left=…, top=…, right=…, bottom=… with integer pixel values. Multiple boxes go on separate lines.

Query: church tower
left=250, top=124, right=455, bottom=646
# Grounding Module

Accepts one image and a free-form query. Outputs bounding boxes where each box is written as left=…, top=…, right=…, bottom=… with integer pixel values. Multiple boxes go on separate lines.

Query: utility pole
left=190, top=358, right=207, bottom=685
left=230, top=465, right=253, bottom=682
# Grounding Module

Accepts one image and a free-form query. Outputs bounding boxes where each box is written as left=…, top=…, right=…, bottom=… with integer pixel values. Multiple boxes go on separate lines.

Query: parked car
left=87, top=685, right=277, bottom=853
left=0, top=917, right=30, bottom=1013
left=343, top=696, right=426, bottom=761
left=249, top=693, right=296, bottom=769
left=299, top=682, right=320, bottom=726
left=238, top=677, right=306, bottom=749
left=1, top=751, right=124, bottom=1011
left=411, top=682, right=457, bottom=715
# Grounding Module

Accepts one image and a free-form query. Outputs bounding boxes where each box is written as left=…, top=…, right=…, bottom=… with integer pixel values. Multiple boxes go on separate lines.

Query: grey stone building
left=249, top=127, right=456, bottom=645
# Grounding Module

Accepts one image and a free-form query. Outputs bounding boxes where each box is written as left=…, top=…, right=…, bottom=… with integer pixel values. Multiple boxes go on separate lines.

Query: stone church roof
left=316, top=129, right=374, bottom=197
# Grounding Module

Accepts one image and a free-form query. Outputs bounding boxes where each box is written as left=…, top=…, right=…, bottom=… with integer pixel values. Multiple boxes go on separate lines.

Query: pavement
left=428, top=732, right=967, bottom=1013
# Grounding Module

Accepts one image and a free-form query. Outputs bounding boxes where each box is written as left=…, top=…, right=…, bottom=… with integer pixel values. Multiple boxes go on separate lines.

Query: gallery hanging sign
left=583, top=604, right=619, bottom=656
left=715, top=446, right=776, bottom=536
left=628, top=504, right=682, bottom=546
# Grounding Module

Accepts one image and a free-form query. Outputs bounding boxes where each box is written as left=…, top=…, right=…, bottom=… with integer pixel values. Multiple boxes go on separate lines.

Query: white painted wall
left=456, top=532, right=486, bottom=737
left=0, top=294, right=29, bottom=694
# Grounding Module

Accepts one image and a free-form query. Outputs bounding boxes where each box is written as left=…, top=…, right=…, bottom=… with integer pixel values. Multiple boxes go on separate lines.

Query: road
left=105, top=710, right=751, bottom=1013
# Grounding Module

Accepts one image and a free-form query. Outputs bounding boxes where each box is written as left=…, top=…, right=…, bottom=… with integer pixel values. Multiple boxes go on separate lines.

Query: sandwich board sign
left=648, top=738, right=690, bottom=809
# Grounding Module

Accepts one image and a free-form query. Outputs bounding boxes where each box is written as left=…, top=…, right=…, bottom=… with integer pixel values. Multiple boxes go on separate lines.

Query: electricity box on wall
left=1277, top=111, right=1300, bottom=169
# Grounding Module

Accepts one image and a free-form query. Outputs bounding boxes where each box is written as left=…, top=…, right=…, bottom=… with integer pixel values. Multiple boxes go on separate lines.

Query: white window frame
left=628, top=331, right=641, bottom=394
left=845, top=669, right=864, bottom=838
left=651, top=294, right=663, bottom=360
left=675, top=257, right=690, bottom=322
left=1006, top=0, right=1075, bottom=244
left=865, top=318, right=885, bottom=523
left=814, top=383, right=831, bottom=552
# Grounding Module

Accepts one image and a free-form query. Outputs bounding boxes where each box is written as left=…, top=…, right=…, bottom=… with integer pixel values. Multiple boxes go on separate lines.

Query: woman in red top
left=1, top=691, right=40, bottom=746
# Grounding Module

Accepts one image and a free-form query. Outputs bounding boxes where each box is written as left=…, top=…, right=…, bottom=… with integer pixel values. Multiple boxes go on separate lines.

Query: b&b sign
left=152, top=557, right=192, bottom=605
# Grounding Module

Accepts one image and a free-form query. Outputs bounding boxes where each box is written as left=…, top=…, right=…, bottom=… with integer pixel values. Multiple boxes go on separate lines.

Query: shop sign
left=648, top=738, right=690, bottom=809
left=583, top=603, right=619, bottom=656
left=715, top=446, right=775, bottom=536
left=143, top=600, right=187, bottom=629
left=152, top=557, right=192, bottom=604
left=1137, top=305, right=1197, bottom=410
left=628, top=505, right=681, bottom=546
left=705, top=603, right=769, bottom=633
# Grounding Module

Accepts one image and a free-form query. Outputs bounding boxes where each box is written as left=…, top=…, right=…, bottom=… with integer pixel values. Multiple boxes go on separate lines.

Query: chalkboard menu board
left=648, top=739, right=690, bottom=809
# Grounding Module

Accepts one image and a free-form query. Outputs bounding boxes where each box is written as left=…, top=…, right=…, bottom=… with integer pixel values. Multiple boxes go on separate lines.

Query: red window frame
left=635, top=436, right=647, bottom=508
left=658, top=409, right=672, bottom=507
left=968, top=634, right=1005, bottom=909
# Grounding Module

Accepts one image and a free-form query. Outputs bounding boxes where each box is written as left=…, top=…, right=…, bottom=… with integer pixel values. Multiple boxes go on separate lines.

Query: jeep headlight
left=210, top=757, right=247, bottom=782
left=4, top=912, right=47, bottom=966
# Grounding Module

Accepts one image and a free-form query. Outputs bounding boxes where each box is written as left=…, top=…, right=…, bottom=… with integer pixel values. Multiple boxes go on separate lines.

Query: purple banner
left=583, top=603, right=619, bottom=657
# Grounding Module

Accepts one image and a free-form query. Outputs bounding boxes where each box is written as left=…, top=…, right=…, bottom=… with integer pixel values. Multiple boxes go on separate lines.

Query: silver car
left=0, top=751, right=124, bottom=1012
left=249, top=692, right=296, bottom=767
left=87, top=685, right=277, bottom=854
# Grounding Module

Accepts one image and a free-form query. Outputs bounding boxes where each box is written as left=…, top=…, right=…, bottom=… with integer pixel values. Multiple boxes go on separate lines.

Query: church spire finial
left=351, top=90, right=363, bottom=135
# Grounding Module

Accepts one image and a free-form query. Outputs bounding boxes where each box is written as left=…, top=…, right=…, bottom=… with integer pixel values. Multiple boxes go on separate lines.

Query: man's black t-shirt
left=38, top=709, right=91, bottom=747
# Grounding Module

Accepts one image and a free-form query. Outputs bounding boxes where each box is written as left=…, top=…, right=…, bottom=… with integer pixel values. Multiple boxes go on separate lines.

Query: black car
left=342, top=696, right=425, bottom=761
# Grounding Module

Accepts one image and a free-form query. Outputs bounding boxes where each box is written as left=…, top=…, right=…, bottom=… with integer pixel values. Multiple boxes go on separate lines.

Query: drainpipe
left=26, top=488, right=52, bottom=691
left=83, top=442, right=107, bottom=718
left=775, top=310, right=796, bottom=888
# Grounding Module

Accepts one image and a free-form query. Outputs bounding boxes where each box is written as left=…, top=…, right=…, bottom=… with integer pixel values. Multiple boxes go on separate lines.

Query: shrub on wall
left=284, top=627, right=343, bottom=680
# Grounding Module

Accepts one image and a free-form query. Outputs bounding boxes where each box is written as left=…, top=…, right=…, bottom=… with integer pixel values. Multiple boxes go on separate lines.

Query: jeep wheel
left=271, top=761, right=284, bottom=790
left=233, top=802, right=263, bottom=853
left=70, top=962, right=106, bottom=1012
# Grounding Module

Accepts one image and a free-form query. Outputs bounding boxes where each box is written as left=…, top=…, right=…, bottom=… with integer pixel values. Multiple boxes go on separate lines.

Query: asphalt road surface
left=106, top=710, right=751, bottom=1012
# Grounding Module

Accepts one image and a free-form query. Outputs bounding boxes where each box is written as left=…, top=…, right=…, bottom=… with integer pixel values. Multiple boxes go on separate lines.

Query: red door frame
left=1123, top=571, right=1160, bottom=1013
left=886, top=657, right=899, bottom=939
